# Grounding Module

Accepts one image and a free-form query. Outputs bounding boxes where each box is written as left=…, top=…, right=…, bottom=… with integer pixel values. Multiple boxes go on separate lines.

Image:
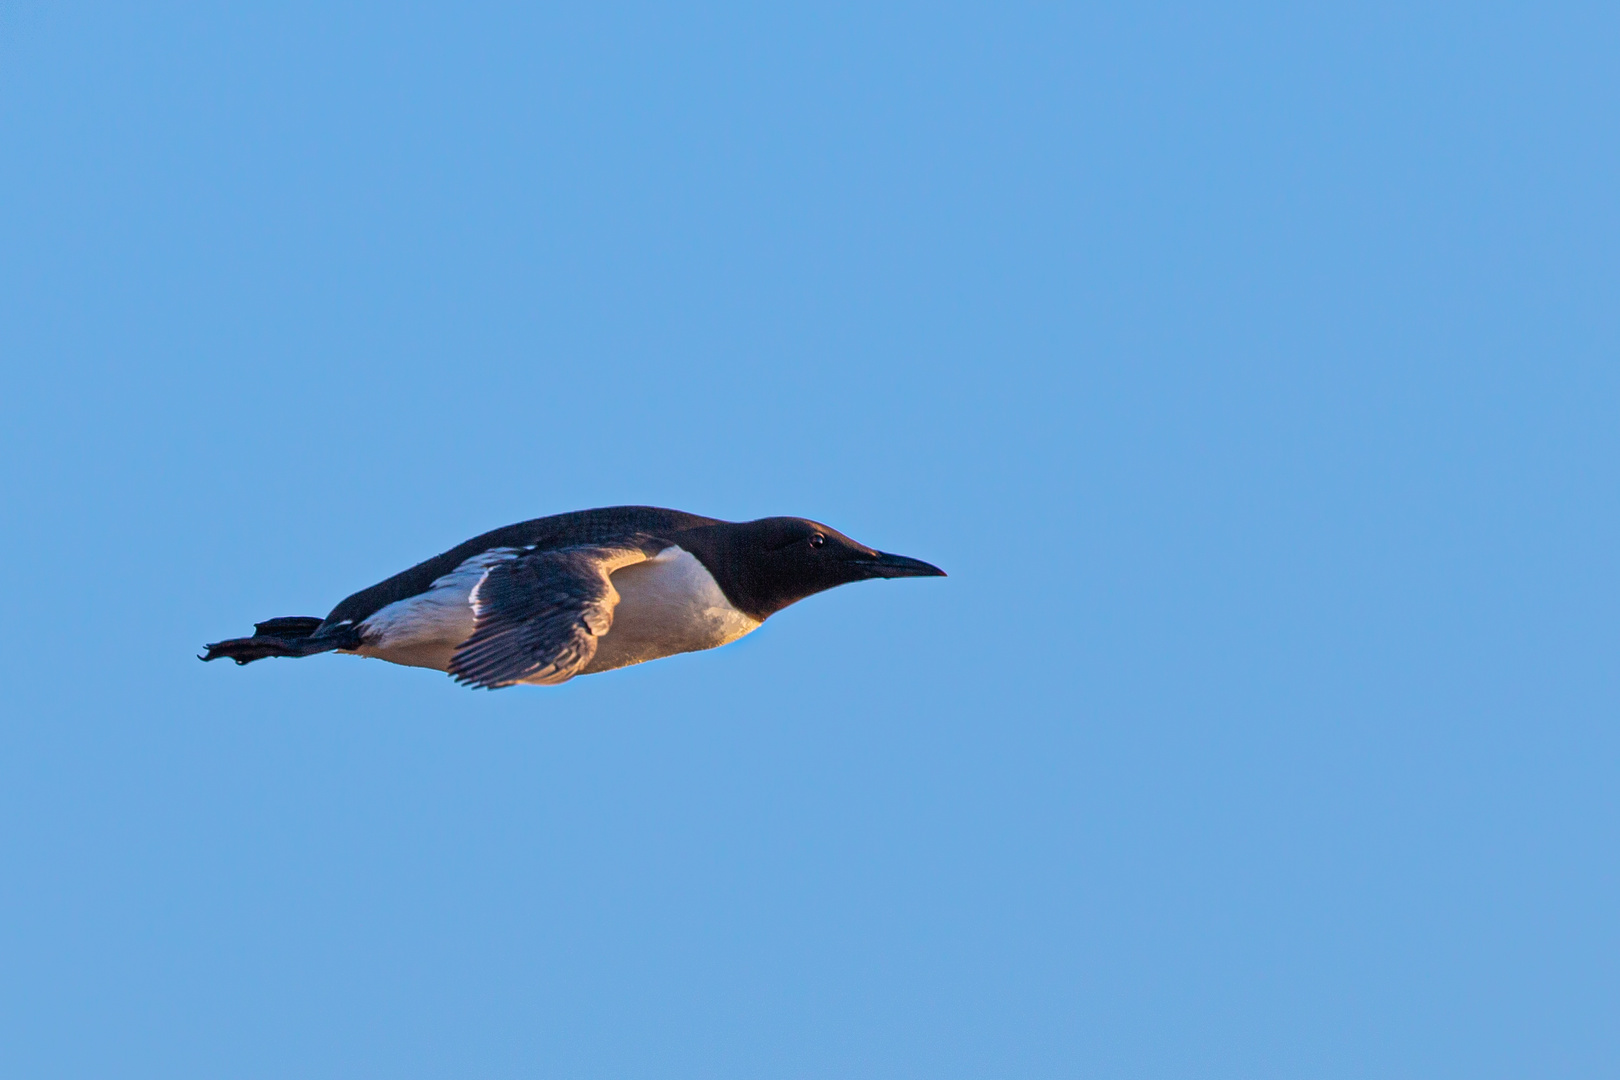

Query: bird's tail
left=201, top=616, right=361, bottom=665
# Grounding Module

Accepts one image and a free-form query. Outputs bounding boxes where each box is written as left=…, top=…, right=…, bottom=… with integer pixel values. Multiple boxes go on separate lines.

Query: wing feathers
left=447, top=544, right=651, bottom=689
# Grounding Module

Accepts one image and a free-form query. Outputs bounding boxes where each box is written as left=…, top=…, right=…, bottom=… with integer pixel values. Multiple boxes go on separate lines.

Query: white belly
left=352, top=548, right=516, bottom=671
left=353, top=545, right=759, bottom=677
left=581, top=546, right=760, bottom=674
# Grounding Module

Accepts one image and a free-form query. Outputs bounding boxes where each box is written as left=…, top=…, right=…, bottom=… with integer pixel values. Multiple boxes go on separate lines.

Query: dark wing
left=319, top=507, right=721, bottom=631
left=448, top=544, right=652, bottom=689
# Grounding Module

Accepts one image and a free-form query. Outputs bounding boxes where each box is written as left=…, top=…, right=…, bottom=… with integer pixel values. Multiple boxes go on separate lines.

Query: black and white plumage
left=202, top=506, right=945, bottom=690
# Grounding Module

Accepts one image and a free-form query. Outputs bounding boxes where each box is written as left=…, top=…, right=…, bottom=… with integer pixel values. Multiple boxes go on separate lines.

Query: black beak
left=857, top=551, right=948, bottom=579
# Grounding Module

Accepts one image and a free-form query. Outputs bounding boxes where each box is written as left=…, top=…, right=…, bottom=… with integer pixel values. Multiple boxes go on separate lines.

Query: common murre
left=202, top=506, right=946, bottom=689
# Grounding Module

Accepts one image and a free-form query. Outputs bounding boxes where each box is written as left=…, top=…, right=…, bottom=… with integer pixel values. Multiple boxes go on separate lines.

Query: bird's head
left=686, top=516, right=946, bottom=620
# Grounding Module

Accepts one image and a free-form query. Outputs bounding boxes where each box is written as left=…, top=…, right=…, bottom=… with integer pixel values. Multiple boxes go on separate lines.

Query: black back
left=318, top=506, right=721, bottom=630
left=318, top=505, right=915, bottom=632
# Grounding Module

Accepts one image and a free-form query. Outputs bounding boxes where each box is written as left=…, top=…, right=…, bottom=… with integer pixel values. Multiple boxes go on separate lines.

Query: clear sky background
left=2, top=4, right=1617, bottom=1077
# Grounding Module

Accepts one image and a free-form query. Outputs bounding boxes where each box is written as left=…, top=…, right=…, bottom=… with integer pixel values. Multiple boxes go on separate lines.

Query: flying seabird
left=202, top=505, right=945, bottom=689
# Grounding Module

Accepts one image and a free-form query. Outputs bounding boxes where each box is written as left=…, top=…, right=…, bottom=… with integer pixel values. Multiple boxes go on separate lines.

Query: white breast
left=583, top=545, right=760, bottom=674
left=354, top=544, right=759, bottom=676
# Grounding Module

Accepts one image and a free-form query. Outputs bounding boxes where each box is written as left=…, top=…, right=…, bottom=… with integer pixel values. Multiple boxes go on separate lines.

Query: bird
left=202, top=505, right=946, bottom=689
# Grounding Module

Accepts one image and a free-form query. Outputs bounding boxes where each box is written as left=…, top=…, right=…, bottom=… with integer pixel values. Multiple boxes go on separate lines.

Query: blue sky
left=2, top=4, right=1617, bottom=1077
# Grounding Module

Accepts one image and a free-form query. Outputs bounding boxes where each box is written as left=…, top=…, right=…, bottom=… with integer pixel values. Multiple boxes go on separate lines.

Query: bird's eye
left=808, top=533, right=825, bottom=548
